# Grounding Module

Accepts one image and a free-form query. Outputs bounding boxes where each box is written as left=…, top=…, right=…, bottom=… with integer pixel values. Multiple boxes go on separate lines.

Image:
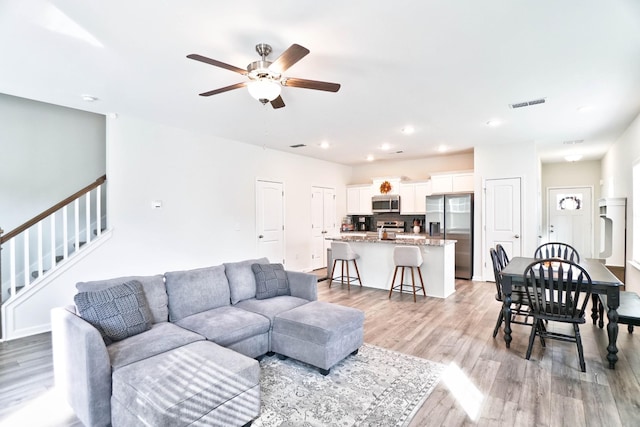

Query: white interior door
left=256, top=180, right=284, bottom=264
left=484, top=177, right=522, bottom=280
left=311, top=186, right=336, bottom=270
left=548, top=187, right=592, bottom=258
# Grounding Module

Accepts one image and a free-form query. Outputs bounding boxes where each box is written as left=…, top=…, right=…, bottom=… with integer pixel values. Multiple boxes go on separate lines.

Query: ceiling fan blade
left=270, top=96, right=285, bottom=109
left=268, top=44, right=310, bottom=74
left=199, top=82, right=247, bottom=96
left=284, top=77, right=341, bottom=92
left=187, top=54, right=247, bottom=75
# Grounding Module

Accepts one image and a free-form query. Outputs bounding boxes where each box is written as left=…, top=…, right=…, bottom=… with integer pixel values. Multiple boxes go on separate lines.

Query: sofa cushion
left=225, top=258, right=268, bottom=304
left=108, top=322, right=204, bottom=369
left=164, top=264, right=230, bottom=322
left=76, top=274, right=168, bottom=324
left=234, top=295, right=309, bottom=326
left=74, top=280, right=153, bottom=345
left=175, top=306, right=270, bottom=347
left=252, top=263, right=290, bottom=300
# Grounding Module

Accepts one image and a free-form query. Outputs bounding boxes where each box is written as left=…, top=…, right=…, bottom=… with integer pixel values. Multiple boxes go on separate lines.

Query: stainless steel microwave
left=372, top=195, right=400, bottom=213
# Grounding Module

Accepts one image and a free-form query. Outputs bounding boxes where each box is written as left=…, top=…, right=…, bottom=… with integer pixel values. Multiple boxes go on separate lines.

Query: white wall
left=601, top=111, right=640, bottom=292
left=474, top=142, right=540, bottom=281
left=0, top=93, right=106, bottom=232
left=541, top=160, right=602, bottom=256
left=349, top=152, right=474, bottom=184
left=6, top=114, right=352, bottom=337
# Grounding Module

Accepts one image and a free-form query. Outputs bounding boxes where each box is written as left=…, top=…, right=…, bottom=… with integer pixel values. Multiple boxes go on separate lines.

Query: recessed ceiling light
left=401, top=125, right=415, bottom=135
left=438, top=145, right=448, bottom=153
left=366, top=155, right=374, bottom=162
left=320, top=141, right=330, bottom=149
left=565, top=154, right=583, bottom=162
left=81, top=94, right=98, bottom=102
left=486, top=120, right=501, bottom=127
left=380, top=143, right=391, bottom=151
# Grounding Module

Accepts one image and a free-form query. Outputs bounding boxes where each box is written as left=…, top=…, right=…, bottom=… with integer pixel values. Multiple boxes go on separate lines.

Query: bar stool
left=389, top=246, right=426, bottom=302
left=330, top=241, right=362, bottom=290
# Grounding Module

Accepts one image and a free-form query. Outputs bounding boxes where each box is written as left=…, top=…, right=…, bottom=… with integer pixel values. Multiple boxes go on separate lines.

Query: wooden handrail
left=0, top=175, right=107, bottom=244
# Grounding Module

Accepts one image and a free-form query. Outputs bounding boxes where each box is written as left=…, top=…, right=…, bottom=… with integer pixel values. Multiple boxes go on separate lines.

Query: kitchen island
left=326, top=233, right=456, bottom=298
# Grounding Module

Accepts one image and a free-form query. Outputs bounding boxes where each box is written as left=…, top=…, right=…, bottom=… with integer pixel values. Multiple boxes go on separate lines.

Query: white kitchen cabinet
left=399, top=181, right=431, bottom=214
left=430, top=172, right=473, bottom=194
left=346, top=185, right=372, bottom=214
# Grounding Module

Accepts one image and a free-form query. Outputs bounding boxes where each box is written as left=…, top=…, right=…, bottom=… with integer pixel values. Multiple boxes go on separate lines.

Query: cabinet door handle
left=258, top=235, right=264, bottom=239
left=514, top=234, right=520, bottom=239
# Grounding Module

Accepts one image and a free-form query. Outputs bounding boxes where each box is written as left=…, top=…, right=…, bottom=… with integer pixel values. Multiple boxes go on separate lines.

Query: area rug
left=253, top=343, right=444, bottom=427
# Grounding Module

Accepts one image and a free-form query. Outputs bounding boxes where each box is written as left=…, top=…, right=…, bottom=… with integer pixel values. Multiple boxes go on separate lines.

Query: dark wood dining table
left=500, top=257, right=623, bottom=369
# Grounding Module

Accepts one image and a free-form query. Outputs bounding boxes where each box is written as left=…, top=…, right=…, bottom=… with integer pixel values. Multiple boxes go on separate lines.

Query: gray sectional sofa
left=51, top=258, right=364, bottom=427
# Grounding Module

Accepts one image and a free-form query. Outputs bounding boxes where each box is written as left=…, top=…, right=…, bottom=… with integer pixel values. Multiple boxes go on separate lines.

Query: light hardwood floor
left=1, top=277, right=639, bottom=426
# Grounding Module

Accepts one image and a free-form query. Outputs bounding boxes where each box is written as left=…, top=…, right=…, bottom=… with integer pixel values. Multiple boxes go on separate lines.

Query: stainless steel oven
left=371, top=195, right=400, bottom=213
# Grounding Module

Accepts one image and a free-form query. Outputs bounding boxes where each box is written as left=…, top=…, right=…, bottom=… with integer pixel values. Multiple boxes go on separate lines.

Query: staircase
left=0, top=176, right=108, bottom=327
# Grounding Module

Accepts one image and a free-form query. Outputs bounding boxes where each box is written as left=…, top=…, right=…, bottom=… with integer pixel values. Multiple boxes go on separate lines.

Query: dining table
left=500, top=257, right=623, bottom=369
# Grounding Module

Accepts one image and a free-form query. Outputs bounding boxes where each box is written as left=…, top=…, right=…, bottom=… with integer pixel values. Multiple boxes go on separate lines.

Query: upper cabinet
left=346, top=185, right=372, bottom=214
left=399, top=181, right=432, bottom=214
left=430, top=172, right=474, bottom=194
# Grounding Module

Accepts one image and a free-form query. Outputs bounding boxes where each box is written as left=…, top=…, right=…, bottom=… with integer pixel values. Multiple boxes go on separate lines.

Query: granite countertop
left=326, top=233, right=456, bottom=247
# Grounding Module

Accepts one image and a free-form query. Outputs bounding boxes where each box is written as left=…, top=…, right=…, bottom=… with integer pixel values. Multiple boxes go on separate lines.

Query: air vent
left=289, top=144, right=306, bottom=148
left=509, top=98, right=546, bottom=109
left=563, top=139, right=584, bottom=145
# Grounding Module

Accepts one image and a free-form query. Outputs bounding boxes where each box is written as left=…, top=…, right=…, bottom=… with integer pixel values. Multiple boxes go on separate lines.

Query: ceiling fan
left=187, top=43, right=340, bottom=109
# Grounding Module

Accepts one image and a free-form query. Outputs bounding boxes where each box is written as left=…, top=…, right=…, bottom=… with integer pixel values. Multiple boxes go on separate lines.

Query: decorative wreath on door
left=379, top=180, right=392, bottom=194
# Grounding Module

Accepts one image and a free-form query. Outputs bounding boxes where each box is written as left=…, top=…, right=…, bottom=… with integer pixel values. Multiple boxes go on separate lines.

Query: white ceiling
left=1, top=1, right=640, bottom=166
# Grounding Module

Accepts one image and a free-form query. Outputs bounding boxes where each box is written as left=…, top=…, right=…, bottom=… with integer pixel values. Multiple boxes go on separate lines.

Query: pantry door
left=256, top=179, right=284, bottom=264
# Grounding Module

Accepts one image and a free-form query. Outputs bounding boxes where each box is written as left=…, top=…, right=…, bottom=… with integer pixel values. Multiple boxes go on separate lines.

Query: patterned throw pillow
left=252, top=263, right=290, bottom=300
left=74, top=280, right=153, bottom=345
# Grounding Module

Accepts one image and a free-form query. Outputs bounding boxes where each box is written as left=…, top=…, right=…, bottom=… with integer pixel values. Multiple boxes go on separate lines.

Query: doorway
left=547, top=187, right=593, bottom=258
left=484, top=177, right=522, bottom=281
left=256, top=179, right=284, bottom=264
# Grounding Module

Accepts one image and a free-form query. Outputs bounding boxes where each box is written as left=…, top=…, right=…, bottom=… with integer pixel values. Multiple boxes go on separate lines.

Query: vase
left=413, top=225, right=420, bottom=234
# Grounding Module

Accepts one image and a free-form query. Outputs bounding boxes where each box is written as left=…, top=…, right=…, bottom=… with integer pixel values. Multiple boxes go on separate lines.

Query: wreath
left=379, top=180, right=392, bottom=194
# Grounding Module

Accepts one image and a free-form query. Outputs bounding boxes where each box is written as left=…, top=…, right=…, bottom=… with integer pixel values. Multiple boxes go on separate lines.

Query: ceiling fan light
left=247, top=79, right=281, bottom=102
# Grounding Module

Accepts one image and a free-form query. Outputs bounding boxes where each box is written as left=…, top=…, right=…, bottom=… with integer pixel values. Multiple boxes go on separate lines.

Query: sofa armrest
left=51, top=306, right=112, bottom=427
left=287, top=271, right=318, bottom=301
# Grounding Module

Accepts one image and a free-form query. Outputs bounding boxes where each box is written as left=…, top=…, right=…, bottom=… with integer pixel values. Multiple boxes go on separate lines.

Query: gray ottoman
left=271, top=301, right=365, bottom=375
left=111, top=341, right=260, bottom=427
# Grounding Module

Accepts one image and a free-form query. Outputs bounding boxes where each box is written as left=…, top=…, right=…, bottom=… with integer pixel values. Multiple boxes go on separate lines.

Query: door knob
left=514, top=234, right=520, bottom=238
left=258, top=235, right=264, bottom=239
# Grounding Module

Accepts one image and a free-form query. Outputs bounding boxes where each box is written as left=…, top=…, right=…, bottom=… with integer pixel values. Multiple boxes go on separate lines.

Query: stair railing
left=0, top=175, right=107, bottom=307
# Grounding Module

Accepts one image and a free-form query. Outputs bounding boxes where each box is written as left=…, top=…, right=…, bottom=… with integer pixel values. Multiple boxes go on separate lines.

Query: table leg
left=606, top=305, right=619, bottom=369
left=502, top=275, right=513, bottom=348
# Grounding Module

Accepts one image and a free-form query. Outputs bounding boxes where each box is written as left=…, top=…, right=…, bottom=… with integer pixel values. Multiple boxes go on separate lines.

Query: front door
left=256, top=180, right=284, bottom=264
left=484, top=177, right=522, bottom=280
left=548, top=187, right=593, bottom=258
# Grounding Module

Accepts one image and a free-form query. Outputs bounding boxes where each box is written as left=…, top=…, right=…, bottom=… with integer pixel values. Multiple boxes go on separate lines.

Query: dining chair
left=496, top=244, right=510, bottom=269
left=490, top=248, right=532, bottom=338
left=534, top=242, right=580, bottom=262
left=523, top=258, right=592, bottom=372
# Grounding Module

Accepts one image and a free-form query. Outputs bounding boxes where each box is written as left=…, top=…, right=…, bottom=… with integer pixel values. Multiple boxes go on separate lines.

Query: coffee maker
left=356, top=216, right=373, bottom=231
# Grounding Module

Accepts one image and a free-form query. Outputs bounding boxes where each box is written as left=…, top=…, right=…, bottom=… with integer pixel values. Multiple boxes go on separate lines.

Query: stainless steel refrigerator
left=425, top=193, right=474, bottom=279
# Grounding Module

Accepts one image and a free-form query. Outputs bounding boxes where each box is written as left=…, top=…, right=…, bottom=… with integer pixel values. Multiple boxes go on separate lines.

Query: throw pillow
left=74, top=280, right=153, bottom=345
left=252, top=263, right=290, bottom=300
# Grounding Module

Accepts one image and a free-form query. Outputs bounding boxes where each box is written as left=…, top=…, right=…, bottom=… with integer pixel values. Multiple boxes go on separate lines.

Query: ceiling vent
left=509, top=98, right=546, bottom=109
left=289, top=144, right=306, bottom=148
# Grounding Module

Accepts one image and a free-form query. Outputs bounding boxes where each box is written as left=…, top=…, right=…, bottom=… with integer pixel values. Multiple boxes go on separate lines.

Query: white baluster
left=96, top=185, right=102, bottom=236
left=50, top=212, right=56, bottom=268
left=63, top=206, right=69, bottom=259
left=86, top=193, right=91, bottom=244
left=37, top=222, right=43, bottom=279
left=74, top=199, right=80, bottom=252
left=23, top=229, right=30, bottom=287
left=9, top=239, right=16, bottom=298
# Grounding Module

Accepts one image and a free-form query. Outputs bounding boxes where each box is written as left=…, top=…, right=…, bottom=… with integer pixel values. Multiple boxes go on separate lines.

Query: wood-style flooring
left=1, top=275, right=640, bottom=426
